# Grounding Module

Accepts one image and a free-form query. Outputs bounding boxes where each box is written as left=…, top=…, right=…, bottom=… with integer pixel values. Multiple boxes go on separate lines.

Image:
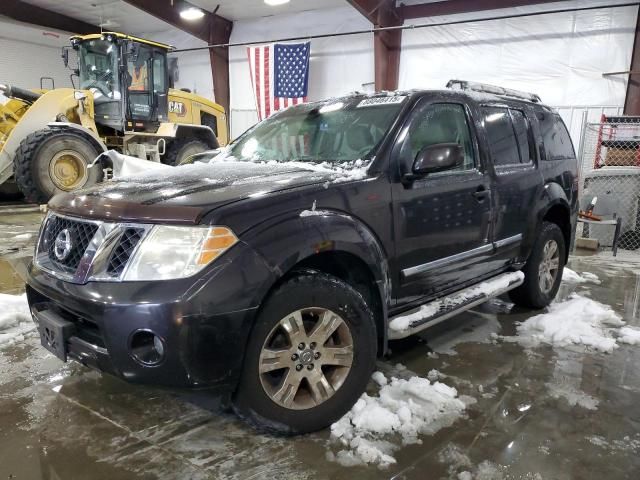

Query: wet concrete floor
left=1, top=211, right=640, bottom=479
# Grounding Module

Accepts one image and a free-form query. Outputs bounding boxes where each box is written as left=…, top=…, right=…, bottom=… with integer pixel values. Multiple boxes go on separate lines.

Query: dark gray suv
left=26, top=80, right=577, bottom=434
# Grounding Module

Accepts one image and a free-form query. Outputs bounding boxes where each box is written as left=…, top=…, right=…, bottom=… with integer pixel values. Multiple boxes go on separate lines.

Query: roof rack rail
left=446, top=79, right=542, bottom=103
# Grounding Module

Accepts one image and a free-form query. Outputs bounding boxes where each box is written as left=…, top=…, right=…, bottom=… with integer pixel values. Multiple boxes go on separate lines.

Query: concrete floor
left=2, top=210, right=640, bottom=479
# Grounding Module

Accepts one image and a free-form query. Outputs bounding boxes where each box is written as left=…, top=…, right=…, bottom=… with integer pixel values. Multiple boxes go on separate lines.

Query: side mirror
left=412, top=143, right=464, bottom=176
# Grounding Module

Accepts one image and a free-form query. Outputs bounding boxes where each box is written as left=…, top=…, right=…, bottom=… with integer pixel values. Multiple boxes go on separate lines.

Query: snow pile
left=617, top=326, right=640, bottom=345
left=437, top=443, right=507, bottom=480
left=511, top=294, right=623, bottom=352
left=329, top=372, right=468, bottom=468
left=389, top=272, right=523, bottom=333
left=0, top=293, right=34, bottom=346
left=562, top=268, right=601, bottom=284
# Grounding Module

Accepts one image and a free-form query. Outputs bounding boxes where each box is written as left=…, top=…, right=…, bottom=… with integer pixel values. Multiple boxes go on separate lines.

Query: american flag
left=247, top=42, right=310, bottom=121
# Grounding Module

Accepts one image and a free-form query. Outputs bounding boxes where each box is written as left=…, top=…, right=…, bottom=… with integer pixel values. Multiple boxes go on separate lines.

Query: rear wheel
left=14, top=128, right=101, bottom=203
left=163, top=138, right=208, bottom=166
left=509, top=221, right=566, bottom=308
left=233, top=271, right=377, bottom=434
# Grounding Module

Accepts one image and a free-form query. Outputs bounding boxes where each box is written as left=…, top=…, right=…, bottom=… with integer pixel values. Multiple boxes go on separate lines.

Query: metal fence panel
left=578, top=116, right=640, bottom=252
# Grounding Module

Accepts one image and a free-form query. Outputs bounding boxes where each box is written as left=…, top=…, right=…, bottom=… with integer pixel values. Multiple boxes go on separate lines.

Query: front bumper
left=26, top=242, right=276, bottom=390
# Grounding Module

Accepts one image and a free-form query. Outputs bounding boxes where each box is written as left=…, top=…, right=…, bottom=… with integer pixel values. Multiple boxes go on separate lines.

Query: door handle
left=473, top=186, right=491, bottom=201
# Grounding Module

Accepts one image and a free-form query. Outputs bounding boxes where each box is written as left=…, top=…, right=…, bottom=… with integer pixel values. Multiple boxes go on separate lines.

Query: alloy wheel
left=258, top=307, right=354, bottom=410
left=538, top=239, right=560, bottom=294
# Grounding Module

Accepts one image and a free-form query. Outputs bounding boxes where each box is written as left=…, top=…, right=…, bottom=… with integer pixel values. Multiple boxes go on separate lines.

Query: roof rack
left=446, top=79, right=542, bottom=103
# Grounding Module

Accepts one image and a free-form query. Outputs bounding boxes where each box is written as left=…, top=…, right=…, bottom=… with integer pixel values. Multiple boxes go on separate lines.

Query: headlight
left=123, top=225, right=238, bottom=281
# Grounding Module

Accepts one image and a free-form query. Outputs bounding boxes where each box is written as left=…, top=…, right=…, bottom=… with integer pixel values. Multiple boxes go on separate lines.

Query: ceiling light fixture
left=180, top=7, right=205, bottom=20
left=264, top=0, right=290, bottom=6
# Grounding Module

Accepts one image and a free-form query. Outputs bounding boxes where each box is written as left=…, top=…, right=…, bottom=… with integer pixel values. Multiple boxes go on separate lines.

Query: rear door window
left=482, top=107, right=520, bottom=166
left=510, top=109, right=536, bottom=164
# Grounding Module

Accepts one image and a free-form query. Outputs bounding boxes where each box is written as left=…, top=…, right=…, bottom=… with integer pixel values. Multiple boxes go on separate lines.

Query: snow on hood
left=101, top=149, right=370, bottom=185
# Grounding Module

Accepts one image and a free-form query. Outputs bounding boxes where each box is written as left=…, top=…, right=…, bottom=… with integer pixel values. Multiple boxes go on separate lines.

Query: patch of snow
left=371, top=371, right=387, bottom=387
left=0, top=293, right=34, bottom=346
left=509, top=294, right=622, bottom=352
left=587, top=434, right=640, bottom=453
left=427, top=369, right=440, bottom=382
left=389, top=272, right=523, bottom=334
left=562, top=268, right=601, bottom=284
left=546, top=382, right=599, bottom=410
left=389, top=303, right=439, bottom=332
left=618, top=326, right=640, bottom=345
left=329, top=372, right=469, bottom=468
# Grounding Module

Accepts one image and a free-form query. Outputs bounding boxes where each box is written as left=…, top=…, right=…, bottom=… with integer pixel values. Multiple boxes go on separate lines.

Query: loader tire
left=14, top=128, right=101, bottom=204
left=163, top=138, right=209, bottom=166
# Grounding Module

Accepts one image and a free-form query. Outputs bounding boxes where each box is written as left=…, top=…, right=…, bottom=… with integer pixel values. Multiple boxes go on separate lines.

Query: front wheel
left=14, top=128, right=102, bottom=203
left=163, top=138, right=208, bottom=166
left=233, top=271, right=377, bottom=434
left=509, top=221, right=566, bottom=309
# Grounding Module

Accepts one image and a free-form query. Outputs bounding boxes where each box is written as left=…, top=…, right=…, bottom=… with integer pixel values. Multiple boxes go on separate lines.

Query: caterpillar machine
left=0, top=32, right=228, bottom=203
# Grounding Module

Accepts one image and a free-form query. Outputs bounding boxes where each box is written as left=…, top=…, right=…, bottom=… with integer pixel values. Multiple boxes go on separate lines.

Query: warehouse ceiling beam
left=625, top=12, right=640, bottom=115
left=122, top=0, right=233, bottom=122
left=399, top=0, right=567, bottom=19
left=0, top=0, right=100, bottom=35
left=347, top=0, right=403, bottom=92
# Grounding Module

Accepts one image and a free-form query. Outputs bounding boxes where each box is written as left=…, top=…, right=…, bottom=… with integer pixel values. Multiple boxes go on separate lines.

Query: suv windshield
left=226, top=96, right=406, bottom=164
left=78, top=39, right=120, bottom=103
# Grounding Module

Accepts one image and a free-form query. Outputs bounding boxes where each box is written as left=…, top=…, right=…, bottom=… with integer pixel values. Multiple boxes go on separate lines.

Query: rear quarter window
left=538, top=111, right=575, bottom=160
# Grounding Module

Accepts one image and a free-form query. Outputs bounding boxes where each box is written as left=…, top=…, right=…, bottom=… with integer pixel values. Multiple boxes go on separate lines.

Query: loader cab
left=71, top=33, right=170, bottom=132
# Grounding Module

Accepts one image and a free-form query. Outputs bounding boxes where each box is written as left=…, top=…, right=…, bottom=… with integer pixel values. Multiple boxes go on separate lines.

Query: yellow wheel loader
left=0, top=32, right=228, bottom=203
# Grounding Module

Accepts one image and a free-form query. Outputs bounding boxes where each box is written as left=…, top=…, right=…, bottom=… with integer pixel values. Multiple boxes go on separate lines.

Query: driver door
left=126, top=45, right=167, bottom=124
left=391, top=100, right=493, bottom=306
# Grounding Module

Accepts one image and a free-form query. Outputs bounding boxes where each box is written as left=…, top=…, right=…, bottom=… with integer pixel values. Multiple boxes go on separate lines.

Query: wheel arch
left=538, top=184, right=573, bottom=264
left=46, top=122, right=108, bottom=154
left=241, top=210, right=391, bottom=356
left=174, top=124, right=219, bottom=149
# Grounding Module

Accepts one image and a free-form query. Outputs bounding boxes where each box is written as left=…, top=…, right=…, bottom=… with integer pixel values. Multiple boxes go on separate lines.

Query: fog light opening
left=130, top=330, right=165, bottom=366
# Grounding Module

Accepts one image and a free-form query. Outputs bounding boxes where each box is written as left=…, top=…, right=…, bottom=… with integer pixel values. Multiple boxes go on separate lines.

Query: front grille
left=36, top=213, right=152, bottom=283
left=107, top=228, right=145, bottom=277
left=45, top=216, right=99, bottom=273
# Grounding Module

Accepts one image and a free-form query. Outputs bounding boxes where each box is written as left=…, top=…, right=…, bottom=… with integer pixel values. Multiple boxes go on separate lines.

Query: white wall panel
left=0, top=17, right=73, bottom=101
left=138, top=29, right=214, bottom=102
left=228, top=6, right=374, bottom=139
left=399, top=1, right=638, bottom=108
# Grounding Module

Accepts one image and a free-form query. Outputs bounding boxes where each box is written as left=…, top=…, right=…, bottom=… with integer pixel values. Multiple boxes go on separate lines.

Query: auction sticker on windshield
left=357, top=96, right=407, bottom=107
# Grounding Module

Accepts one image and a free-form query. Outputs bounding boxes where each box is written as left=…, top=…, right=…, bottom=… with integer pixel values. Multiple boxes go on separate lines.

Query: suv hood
left=49, top=161, right=358, bottom=224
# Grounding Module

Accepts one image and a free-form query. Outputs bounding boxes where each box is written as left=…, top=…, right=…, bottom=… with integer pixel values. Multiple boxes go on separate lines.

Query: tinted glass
left=510, top=109, right=535, bottom=163
left=483, top=107, right=520, bottom=166
left=538, top=112, right=575, bottom=160
left=153, top=53, right=166, bottom=93
left=78, top=39, right=120, bottom=104
left=227, top=96, right=405, bottom=164
left=403, top=103, right=475, bottom=172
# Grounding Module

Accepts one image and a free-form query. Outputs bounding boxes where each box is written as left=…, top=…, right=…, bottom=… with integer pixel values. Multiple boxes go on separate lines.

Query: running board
left=387, top=271, right=524, bottom=340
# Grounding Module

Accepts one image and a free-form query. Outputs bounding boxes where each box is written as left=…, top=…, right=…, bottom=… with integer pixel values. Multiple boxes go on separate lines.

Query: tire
left=14, top=128, right=101, bottom=204
left=233, top=270, right=377, bottom=435
left=509, top=221, right=566, bottom=309
left=163, top=138, right=208, bottom=166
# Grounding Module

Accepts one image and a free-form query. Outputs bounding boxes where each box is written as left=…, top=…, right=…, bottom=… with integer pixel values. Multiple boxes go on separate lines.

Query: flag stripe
left=263, top=46, right=270, bottom=119
left=248, top=42, right=310, bottom=121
